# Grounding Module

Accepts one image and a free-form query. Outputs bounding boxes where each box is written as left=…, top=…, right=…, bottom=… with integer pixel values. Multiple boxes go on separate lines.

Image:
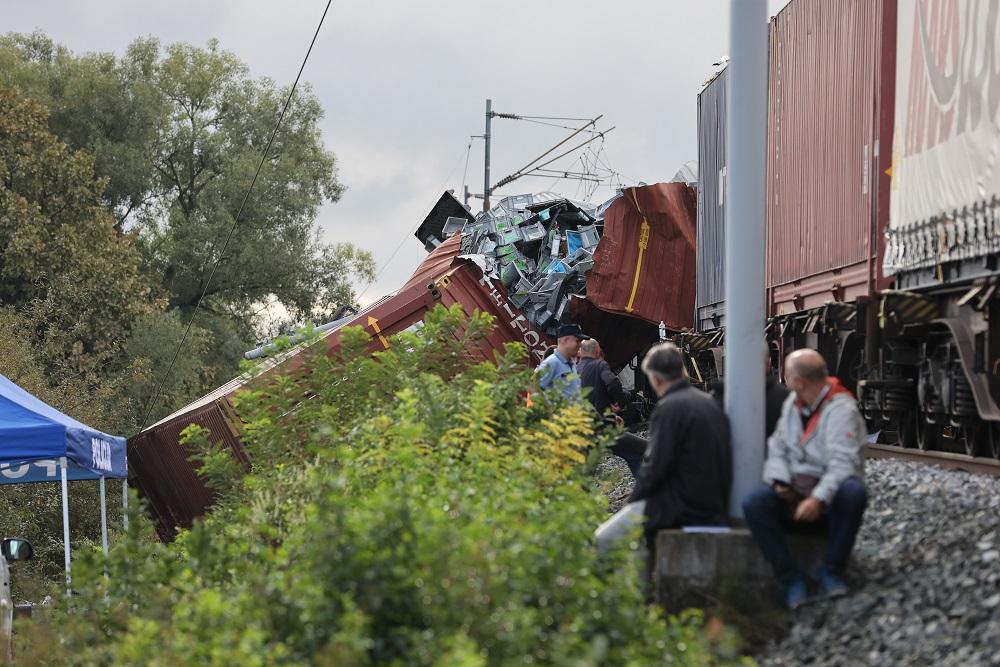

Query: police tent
left=0, top=374, right=127, bottom=592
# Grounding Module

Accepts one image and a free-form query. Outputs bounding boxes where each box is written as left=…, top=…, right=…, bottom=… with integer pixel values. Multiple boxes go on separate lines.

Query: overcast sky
left=7, top=0, right=789, bottom=306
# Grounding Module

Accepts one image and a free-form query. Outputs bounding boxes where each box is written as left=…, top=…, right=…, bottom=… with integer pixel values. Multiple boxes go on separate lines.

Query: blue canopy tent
left=0, top=374, right=127, bottom=593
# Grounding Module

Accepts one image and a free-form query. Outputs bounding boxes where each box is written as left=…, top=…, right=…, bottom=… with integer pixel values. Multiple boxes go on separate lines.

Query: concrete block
left=653, top=528, right=827, bottom=613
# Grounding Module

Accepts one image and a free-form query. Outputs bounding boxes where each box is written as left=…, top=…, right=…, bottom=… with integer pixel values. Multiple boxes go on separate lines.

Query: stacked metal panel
left=460, top=193, right=607, bottom=338
left=695, top=66, right=728, bottom=332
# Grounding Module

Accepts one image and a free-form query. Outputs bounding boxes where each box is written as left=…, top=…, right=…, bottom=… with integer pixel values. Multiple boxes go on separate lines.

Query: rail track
left=863, top=444, right=1000, bottom=477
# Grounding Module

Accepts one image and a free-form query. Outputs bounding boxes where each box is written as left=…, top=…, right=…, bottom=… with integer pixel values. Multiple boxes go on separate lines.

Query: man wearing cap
left=536, top=324, right=590, bottom=400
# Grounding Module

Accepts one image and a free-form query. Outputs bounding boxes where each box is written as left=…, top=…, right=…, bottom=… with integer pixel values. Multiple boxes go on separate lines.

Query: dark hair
left=641, top=342, right=685, bottom=382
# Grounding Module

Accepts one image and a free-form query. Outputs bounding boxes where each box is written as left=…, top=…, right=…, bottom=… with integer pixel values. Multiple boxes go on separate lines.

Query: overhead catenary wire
left=491, top=118, right=609, bottom=191
left=506, top=127, right=617, bottom=185
left=136, top=0, right=335, bottom=435
left=517, top=117, right=603, bottom=134
left=460, top=140, right=473, bottom=197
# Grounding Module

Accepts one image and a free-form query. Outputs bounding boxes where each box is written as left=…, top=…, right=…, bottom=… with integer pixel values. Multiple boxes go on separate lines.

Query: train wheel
left=915, top=414, right=938, bottom=451
left=989, top=422, right=1000, bottom=460
left=897, top=410, right=918, bottom=448
left=960, top=420, right=987, bottom=457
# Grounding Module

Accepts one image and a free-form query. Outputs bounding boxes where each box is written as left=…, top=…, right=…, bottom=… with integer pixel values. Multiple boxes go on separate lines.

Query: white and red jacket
left=763, top=377, right=866, bottom=504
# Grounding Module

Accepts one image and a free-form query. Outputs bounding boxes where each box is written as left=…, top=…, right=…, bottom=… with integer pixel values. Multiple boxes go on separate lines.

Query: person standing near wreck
left=536, top=324, right=589, bottom=400
left=742, top=348, right=868, bottom=609
left=578, top=338, right=628, bottom=417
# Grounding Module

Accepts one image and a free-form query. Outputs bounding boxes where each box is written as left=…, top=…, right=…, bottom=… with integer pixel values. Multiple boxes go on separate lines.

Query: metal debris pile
left=456, top=192, right=619, bottom=338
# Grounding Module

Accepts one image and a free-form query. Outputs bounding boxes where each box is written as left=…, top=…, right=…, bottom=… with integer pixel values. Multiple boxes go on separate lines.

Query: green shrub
left=16, top=305, right=749, bottom=665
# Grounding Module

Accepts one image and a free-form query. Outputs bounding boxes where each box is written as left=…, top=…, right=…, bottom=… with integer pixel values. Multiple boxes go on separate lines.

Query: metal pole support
left=60, top=457, right=71, bottom=599
left=99, top=476, right=109, bottom=558
left=483, top=98, right=492, bottom=212
left=725, top=0, right=769, bottom=518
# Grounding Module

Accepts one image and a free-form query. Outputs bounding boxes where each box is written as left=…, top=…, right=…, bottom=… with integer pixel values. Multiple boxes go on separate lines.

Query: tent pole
left=60, top=457, right=71, bottom=599
left=99, top=476, right=108, bottom=557
left=122, top=479, right=128, bottom=531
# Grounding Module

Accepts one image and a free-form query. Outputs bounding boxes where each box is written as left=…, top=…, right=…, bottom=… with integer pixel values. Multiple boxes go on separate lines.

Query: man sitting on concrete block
left=742, top=348, right=868, bottom=609
left=597, top=343, right=731, bottom=565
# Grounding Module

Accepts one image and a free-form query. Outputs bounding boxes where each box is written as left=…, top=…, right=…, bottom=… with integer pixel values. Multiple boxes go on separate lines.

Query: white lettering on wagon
left=477, top=274, right=550, bottom=362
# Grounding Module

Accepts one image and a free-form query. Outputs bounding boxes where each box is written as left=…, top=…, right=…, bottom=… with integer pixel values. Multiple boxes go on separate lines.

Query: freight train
left=130, top=0, right=1000, bottom=538
left=683, top=0, right=1000, bottom=460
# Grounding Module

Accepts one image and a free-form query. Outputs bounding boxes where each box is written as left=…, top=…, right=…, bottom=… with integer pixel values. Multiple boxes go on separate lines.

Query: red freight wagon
left=129, top=236, right=553, bottom=539
left=765, top=0, right=896, bottom=318
left=130, top=183, right=700, bottom=537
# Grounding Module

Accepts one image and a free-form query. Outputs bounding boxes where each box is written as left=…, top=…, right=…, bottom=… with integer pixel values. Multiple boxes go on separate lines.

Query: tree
left=0, top=85, right=153, bottom=378
left=0, top=33, right=376, bottom=332
left=0, top=31, right=166, bottom=229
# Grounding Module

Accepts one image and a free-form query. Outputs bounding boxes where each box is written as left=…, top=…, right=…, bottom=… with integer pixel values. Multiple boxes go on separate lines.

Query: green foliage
left=0, top=29, right=379, bottom=426
left=16, top=306, right=748, bottom=665
left=0, top=85, right=154, bottom=377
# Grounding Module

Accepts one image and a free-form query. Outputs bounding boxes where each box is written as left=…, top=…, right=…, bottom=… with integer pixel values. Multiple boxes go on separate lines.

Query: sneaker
left=784, top=576, right=809, bottom=610
left=820, top=569, right=848, bottom=599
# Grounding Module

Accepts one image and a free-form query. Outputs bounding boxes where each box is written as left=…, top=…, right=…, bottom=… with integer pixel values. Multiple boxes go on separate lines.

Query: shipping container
left=695, top=66, right=728, bottom=332
left=129, top=237, right=555, bottom=538
left=765, top=0, right=896, bottom=316
left=883, top=0, right=1000, bottom=290
left=585, top=183, right=697, bottom=333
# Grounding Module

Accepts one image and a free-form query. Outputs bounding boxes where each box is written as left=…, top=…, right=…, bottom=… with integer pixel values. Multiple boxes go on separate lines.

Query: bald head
left=785, top=349, right=828, bottom=382
left=579, top=338, right=602, bottom=359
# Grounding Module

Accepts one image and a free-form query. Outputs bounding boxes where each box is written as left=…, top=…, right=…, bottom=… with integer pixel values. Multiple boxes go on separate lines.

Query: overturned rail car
left=129, top=236, right=553, bottom=539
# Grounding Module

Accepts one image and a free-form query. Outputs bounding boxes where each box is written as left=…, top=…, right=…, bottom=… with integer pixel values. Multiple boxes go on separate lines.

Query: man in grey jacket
left=742, top=349, right=867, bottom=609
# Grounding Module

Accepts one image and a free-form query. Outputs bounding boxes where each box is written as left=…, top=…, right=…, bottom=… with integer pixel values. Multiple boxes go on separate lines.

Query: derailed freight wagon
left=130, top=236, right=554, bottom=539
left=130, top=184, right=698, bottom=537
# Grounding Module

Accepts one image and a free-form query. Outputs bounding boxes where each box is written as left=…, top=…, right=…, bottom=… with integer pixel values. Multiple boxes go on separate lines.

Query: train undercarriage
left=679, top=277, right=1000, bottom=462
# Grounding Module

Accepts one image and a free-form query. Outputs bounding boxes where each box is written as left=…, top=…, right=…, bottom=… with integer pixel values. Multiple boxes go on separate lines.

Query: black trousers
left=610, top=432, right=647, bottom=477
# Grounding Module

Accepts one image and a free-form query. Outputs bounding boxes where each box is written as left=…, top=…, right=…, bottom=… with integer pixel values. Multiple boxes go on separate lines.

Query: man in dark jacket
left=627, top=342, right=733, bottom=536
left=578, top=339, right=628, bottom=416
left=578, top=338, right=647, bottom=476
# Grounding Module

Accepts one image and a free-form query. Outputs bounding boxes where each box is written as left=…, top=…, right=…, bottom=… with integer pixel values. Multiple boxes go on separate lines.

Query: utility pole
left=483, top=99, right=492, bottom=212
left=725, top=0, right=768, bottom=519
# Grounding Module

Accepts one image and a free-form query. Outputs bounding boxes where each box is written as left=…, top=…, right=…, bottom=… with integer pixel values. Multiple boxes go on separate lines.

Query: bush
left=16, top=305, right=748, bottom=665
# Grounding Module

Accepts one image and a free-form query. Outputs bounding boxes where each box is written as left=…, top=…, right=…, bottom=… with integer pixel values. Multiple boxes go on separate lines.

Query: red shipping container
left=765, top=0, right=896, bottom=315
left=129, top=238, right=553, bottom=538
left=586, top=183, right=697, bottom=331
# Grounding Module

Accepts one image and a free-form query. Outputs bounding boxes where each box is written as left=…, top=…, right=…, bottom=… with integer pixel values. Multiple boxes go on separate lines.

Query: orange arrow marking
left=367, top=316, right=389, bottom=349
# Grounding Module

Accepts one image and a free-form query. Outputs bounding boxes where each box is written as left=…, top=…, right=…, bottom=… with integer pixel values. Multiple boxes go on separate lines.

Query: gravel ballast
left=760, top=458, right=1000, bottom=666
left=598, top=455, right=1000, bottom=666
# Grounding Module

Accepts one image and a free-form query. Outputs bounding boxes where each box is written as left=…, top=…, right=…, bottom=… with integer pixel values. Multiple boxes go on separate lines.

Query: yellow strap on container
left=625, top=188, right=651, bottom=313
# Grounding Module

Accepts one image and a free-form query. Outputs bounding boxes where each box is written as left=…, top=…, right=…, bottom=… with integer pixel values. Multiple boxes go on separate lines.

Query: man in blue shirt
left=536, top=324, right=590, bottom=399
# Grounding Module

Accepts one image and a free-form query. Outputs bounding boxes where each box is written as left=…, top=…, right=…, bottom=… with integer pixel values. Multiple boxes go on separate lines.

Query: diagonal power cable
left=136, top=0, right=335, bottom=434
